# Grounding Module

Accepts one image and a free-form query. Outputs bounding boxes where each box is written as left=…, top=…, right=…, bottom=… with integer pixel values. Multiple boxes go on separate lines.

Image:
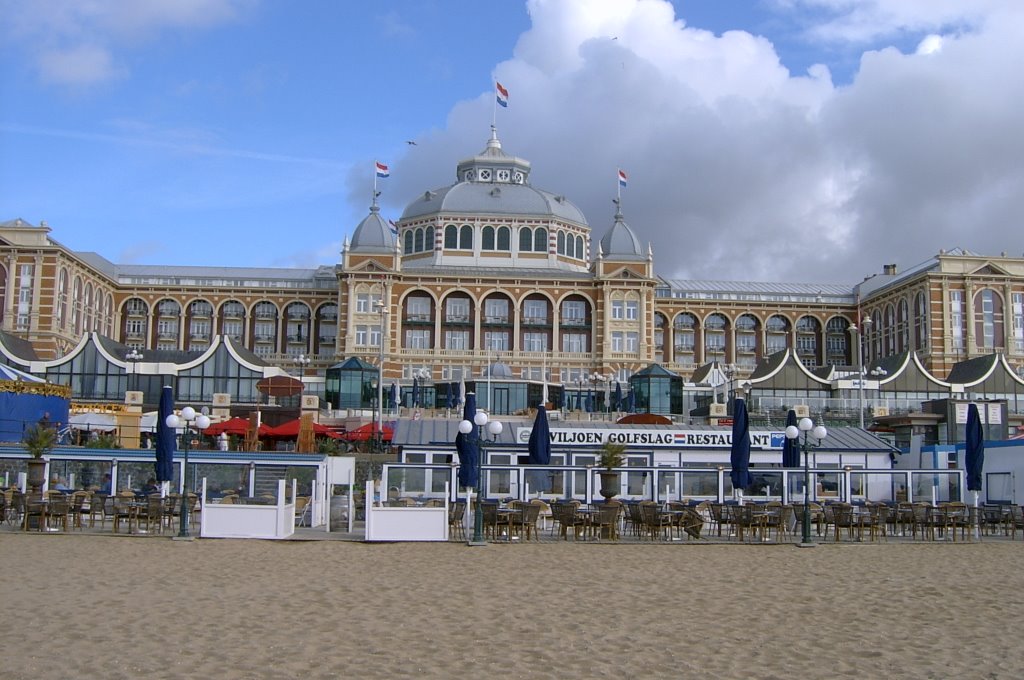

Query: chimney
left=883, top=263, right=898, bottom=276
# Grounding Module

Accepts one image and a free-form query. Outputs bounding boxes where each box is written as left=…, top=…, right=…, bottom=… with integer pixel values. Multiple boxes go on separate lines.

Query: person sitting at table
left=99, top=473, right=112, bottom=495
left=51, top=475, right=72, bottom=492
left=141, top=477, right=159, bottom=496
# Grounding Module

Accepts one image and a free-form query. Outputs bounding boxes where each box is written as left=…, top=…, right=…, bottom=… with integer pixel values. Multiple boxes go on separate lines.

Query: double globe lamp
left=785, top=417, right=827, bottom=547
left=458, top=410, right=502, bottom=546
left=165, top=406, right=211, bottom=538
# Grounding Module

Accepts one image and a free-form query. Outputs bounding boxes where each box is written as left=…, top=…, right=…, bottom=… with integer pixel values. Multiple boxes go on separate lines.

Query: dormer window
left=462, top=170, right=475, bottom=182
left=479, top=168, right=492, bottom=181
left=512, top=171, right=525, bottom=183
left=497, top=169, right=510, bottom=182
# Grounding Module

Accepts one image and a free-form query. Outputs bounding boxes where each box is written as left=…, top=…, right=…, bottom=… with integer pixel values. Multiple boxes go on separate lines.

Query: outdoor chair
left=591, top=502, right=622, bottom=541
left=112, top=495, right=136, bottom=534
left=830, top=503, right=860, bottom=542
left=88, top=493, right=109, bottom=528
left=910, top=503, right=934, bottom=541
left=707, top=502, right=728, bottom=537
left=551, top=501, right=586, bottom=540
left=624, top=501, right=644, bottom=538
left=294, top=496, right=312, bottom=526
left=481, top=502, right=501, bottom=540
left=670, top=502, right=704, bottom=540
left=46, top=498, right=70, bottom=532
left=511, top=503, right=542, bottom=541
left=639, top=501, right=673, bottom=541
left=69, top=491, right=90, bottom=530
left=141, top=495, right=167, bottom=533
left=863, top=503, right=888, bottom=542
left=448, top=501, right=466, bottom=541
left=1008, top=505, right=1024, bottom=539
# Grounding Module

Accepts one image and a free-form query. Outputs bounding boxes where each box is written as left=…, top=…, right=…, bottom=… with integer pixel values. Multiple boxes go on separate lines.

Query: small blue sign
left=770, top=433, right=786, bottom=448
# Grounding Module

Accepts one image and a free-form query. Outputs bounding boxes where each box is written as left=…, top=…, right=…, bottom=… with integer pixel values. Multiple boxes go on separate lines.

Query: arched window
left=884, top=304, right=896, bottom=355
left=414, top=228, right=424, bottom=252
left=704, top=313, right=728, bottom=362
left=444, top=224, right=458, bottom=249
left=766, top=314, right=789, bottom=355
left=914, top=291, right=928, bottom=351
left=83, top=284, right=93, bottom=331
left=871, top=309, right=883, bottom=359
left=735, top=314, right=759, bottom=363
left=825, top=317, right=850, bottom=365
left=534, top=227, right=547, bottom=252
left=104, top=293, right=114, bottom=335
left=459, top=225, right=473, bottom=249
left=496, top=226, right=511, bottom=251
left=56, top=268, right=67, bottom=328
left=424, top=226, right=434, bottom=250
left=404, top=231, right=414, bottom=254
left=519, top=227, right=533, bottom=252
left=72, top=277, right=82, bottom=334
left=896, top=299, right=909, bottom=352
left=482, top=226, right=496, bottom=250
left=556, top=231, right=565, bottom=255
left=576, top=235, right=585, bottom=260
left=974, top=288, right=1004, bottom=350
left=673, top=313, right=696, bottom=362
left=795, top=316, right=820, bottom=365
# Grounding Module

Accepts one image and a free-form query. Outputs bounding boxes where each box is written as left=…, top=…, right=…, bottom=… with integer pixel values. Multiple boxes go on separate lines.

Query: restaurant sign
left=515, top=427, right=786, bottom=449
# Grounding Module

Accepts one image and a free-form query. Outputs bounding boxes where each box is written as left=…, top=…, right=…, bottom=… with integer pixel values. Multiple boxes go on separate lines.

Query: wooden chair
left=69, top=491, right=90, bottom=530
left=830, top=503, right=860, bottom=542
left=140, top=495, right=165, bottom=533
left=89, top=493, right=109, bottom=528
left=670, top=502, right=705, bottom=540
left=46, top=498, right=70, bottom=532
left=511, top=503, right=543, bottom=541
left=910, top=503, right=934, bottom=541
left=112, top=495, right=137, bottom=533
left=551, top=501, right=586, bottom=540
left=639, top=501, right=673, bottom=541
left=6, top=490, right=25, bottom=527
left=448, top=501, right=466, bottom=541
left=590, top=503, right=622, bottom=541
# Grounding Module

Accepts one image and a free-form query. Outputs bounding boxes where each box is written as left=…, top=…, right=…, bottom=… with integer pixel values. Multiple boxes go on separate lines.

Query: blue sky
left=2, top=0, right=1022, bottom=283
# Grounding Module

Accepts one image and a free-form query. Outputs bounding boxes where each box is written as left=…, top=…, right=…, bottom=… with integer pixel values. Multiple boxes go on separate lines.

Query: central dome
left=400, top=128, right=588, bottom=227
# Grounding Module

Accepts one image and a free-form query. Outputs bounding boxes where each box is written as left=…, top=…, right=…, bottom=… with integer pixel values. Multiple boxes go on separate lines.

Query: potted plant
left=22, top=419, right=56, bottom=497
left=597, top=441, right=627, bottom=501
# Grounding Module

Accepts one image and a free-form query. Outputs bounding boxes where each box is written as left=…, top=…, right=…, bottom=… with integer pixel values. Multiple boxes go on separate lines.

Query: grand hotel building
left=2, top=130, right=1023, bottom=423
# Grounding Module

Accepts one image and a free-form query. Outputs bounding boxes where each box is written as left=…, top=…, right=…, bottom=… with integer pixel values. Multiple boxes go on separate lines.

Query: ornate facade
left=2, top=132, right=1024, bottom=405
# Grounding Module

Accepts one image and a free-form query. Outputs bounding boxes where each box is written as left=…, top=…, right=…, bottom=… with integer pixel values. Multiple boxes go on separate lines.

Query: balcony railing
left=254, top=311, right=277, bottom=320
left=560, top=317, right=590, bottom=327
left=483, top=315, right=510, bottom=324
left=444, top=315, right=471, bottom=324
left=157, top=331, right=178, bottom=341
left=404, top=314, right=433, bottom=323
left=521, top=316, right=550, bottom=326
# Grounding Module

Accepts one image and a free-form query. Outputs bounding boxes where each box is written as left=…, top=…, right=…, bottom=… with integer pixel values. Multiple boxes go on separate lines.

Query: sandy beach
left=2, top=535, right=1021, bottom=679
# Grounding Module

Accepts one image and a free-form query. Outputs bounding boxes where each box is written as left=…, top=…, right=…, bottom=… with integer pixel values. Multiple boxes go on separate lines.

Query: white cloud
left=1, top=0, right=250, bottom=87
left=366, top=0, right=1024, bottom=283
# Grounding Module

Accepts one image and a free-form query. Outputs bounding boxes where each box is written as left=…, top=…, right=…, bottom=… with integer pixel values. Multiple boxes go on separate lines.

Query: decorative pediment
left=969, top=262, right=1011, bottom=277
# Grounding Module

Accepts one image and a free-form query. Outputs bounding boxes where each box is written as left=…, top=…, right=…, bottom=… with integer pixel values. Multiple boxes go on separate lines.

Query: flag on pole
left=618, top=168, right=628, bottom=187
left=388, top=219, right=399, bottom=237
left=375, top=161, right=390, bottom=178
left=495, top=82, right=509, bottom=107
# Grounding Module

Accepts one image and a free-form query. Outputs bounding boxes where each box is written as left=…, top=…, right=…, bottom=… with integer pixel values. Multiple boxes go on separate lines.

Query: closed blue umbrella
left=575, top=391, right=583, bottom=411
left=389, top=382, right=398, bottom=411
left=527, top=405, right=551, bottom=465
left=614, top=382, right=623, bottom=411
left=781, top=409, right=800, bottom=467
left=455, top=392, right=479, bottom=488
left=412, top=377, right=420, bottom=408
left=626, top=389, right=635, bottom=413
left=965, top=403, right=985, bottom=491
left=585, top=390, right=595, bottom=413
left=446, top=382, right=455, bottom=409
left=155, top=385, right=176, bottom=484
left=729, top=397, right=752, bottom=492
left=555, top=385, right=565, bottom=410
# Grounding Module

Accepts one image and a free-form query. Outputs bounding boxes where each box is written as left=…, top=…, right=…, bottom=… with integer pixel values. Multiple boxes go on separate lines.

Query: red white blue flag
left=375, top=161, right=390, bottom=178
left=496, top=82, right=509, bottom=107
left=388, top=219, right=399, bottom=237
left=618, top=169, right=628, bottom=187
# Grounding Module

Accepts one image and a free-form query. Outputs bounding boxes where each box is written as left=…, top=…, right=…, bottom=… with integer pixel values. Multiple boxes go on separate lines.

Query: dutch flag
left=375, top=161, right=390, bottom=178
left=618, top=168, right=628, bottom=188
left=496, top=81, right=509, bottom=108
left=388, top=219, right=399, bottom=237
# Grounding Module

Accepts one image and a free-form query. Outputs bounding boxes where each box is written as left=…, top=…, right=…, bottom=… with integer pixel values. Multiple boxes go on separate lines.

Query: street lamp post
left=293, top=353, right=310, bottom=378
left=459, top=409, right=502, bottom=546
left=849, top=323, right=865, bottom=429
left=786, top=416, right=828, bottom=547
left=374, top=301, right=389, bottom=448
left=165, top=406, right=211, bottom=539
left=126, top=348, right=143, bottom=393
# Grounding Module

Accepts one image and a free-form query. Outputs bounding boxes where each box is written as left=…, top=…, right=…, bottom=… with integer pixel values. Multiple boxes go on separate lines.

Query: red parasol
left=204, top=416, right=272, bottom=437
left=342, top=422, right=394, bottom=442
left=265, top=418, right=343, bottom=439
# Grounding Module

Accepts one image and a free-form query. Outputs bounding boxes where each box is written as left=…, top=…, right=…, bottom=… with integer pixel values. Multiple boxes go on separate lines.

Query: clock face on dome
left=497, top=169, right=510, bottom=182
left=512, top=171, right=524, bottom=184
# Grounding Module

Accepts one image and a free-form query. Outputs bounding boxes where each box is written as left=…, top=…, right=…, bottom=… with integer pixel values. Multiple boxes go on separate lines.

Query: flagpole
left=373, top=161, right=378, bottom=206
left=617, top=169, right=622, bottom=205
left=492, top=82, right=497, bottom=129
